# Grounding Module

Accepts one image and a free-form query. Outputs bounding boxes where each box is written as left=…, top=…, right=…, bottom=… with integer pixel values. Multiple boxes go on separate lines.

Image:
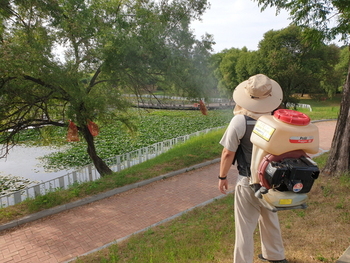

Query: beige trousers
left=233, top=176, right=285, bottom=263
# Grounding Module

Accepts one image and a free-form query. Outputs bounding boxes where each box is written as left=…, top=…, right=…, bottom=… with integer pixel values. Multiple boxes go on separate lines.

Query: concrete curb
left=311, top=119, right=337, bottom=123
left=336, top=246, right=350, bottom=263
left=0, top=158, right=221, bottom=232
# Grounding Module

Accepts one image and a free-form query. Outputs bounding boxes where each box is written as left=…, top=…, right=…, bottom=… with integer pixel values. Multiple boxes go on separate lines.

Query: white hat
left=233, top=74, right=283, bottom=113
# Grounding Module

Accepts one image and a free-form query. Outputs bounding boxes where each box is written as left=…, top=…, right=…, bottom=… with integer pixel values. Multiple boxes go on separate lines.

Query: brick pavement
left=0, top=162, right=237, bottom=263
left=0, top=120, right=338, bottom=263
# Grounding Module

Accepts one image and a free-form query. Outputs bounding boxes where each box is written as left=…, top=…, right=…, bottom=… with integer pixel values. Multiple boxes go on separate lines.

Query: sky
left=190, top=0, right=292, bottom=53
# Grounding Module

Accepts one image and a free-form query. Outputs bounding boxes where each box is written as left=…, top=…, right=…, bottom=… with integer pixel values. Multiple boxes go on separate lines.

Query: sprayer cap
left=273, top=109, right=310, bottom=125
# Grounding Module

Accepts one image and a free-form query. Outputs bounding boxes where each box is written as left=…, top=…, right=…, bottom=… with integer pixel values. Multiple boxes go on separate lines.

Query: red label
left=289, top=136, right=314, bottom=143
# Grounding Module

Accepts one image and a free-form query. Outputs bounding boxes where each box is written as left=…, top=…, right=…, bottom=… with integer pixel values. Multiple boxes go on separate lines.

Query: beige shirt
left=219, top=114, right=247, bottom=152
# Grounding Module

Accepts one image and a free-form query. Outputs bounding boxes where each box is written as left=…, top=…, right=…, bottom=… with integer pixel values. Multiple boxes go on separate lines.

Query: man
left=218, top=74, right=288, bottom=263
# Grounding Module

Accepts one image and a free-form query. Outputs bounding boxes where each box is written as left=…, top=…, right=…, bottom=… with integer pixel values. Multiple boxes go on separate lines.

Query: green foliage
left=235, top=50, right=261, bottom=81
left=257, top=25, right=342, bottom=105
left=9, top=108, right=233, bottom=172
left=211, top=25, right=344, bottom=104
left=335, top=46, right=350, bottom=92
left=254, top=0, right=350, bottom=44
left=0, top=175, right=37, bottom=194
left=40, top=109, right=232, bottom=170
left=214, top=47, right=249, bottom=97
left=114, top=129, right=225, bottom=183
left=0, top=0, right=213, bottom=175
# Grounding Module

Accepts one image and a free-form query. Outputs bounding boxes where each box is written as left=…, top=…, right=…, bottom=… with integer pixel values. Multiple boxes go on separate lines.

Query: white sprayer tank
left=250, top=109, right=320, bottom=209
left=251, top=109, right=319, bottom=156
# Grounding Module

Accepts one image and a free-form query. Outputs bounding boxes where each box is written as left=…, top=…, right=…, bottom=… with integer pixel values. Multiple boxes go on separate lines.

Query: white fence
left=123, top=94, right=231, bottom=104
left=287, top=103, right=312, bottom=111
left=0, top=126, right=224, bottom=208
left=125, top=94, right=309, bottom=110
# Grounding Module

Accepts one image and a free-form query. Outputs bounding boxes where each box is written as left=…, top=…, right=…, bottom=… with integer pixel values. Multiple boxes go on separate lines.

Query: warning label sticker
left=253, top=121, right=276, bottom=142
left=289, top=136, right=314, bottom=143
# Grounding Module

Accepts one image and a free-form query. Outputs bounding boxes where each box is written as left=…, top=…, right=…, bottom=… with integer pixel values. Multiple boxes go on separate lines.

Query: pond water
left=0, top=145, right=73, bottom=182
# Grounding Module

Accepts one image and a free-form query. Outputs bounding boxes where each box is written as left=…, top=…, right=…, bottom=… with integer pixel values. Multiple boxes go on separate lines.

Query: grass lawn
left=72, top=151, right=350, bottom=263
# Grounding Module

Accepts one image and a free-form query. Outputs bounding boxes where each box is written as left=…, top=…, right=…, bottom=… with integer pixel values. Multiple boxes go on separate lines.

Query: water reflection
left=0, top=145, right=73, bottom=182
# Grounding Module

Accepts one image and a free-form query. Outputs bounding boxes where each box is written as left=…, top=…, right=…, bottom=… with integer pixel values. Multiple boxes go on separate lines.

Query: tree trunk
left=82, top=125, right=113, bottom=176
left=322, top=63, right=350, bottom=176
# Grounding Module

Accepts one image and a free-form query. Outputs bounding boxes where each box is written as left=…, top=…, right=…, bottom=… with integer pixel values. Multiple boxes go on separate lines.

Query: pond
left=0, top=145, right=73, bottom=183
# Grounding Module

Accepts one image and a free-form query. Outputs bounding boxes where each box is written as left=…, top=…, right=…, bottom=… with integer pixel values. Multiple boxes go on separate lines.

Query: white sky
left=190, top=0, right=292, bottom=53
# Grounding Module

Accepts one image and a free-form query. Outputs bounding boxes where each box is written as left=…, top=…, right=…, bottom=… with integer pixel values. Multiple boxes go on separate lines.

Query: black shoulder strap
left=232, top=115, right=251, bottom=165
left=232, top=116, right=256, bottom=177
left=232, top=144, right=242, bottom=165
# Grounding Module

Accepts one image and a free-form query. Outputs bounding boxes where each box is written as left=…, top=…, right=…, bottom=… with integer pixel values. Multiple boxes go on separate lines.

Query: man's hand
left=218, top=179, right=228, bottom=194
left=218, top=147, right=235, bottom=194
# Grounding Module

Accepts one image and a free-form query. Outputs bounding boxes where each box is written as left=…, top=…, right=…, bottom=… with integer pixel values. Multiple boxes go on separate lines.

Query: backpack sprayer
left=250, top=109, right=320, bottom=212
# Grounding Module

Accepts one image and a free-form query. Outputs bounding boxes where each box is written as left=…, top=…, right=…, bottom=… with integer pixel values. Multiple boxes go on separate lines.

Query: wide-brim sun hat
left=233, top=74, right=283, bottom=113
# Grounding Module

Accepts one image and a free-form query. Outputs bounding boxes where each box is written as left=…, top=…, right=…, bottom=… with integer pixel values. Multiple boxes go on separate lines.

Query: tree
left=333, top=46, right=350, bottom=94
left=235, top=50, right=261, bottom=81
left=254, top=0, right=350, bottom=175
left=0, top=0, right=213, bottom=176
left=212, top=26, right=339, bottom=106
left=318, top=44, right=344, bottom=98
left=257, top=25, right=340, bottom=106
left=213, top=47, right=250, bottom=98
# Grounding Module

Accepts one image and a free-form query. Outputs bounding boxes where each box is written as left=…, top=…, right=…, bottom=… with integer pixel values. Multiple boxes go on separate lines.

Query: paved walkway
left=0, top=120, right=343, bottom=263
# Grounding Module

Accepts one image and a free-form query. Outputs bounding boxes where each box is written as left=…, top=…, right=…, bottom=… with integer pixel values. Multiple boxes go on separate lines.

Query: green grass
left=17, top=109, right=233, bottom=170
left=72, top=153, right=350, bottom=263
left=295, top=95, right=341, bottom=120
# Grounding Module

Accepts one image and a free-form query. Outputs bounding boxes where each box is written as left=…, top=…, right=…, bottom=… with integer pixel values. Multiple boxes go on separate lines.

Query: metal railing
left=0, top=126, right=224, bottom=208
left=286, top=103, right=312, bottom=111
left=123, top=94, right=232, bottom=105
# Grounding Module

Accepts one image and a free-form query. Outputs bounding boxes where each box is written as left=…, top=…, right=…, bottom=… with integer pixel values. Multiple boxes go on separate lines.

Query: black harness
left=232, top=116, right=256, bottom=177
